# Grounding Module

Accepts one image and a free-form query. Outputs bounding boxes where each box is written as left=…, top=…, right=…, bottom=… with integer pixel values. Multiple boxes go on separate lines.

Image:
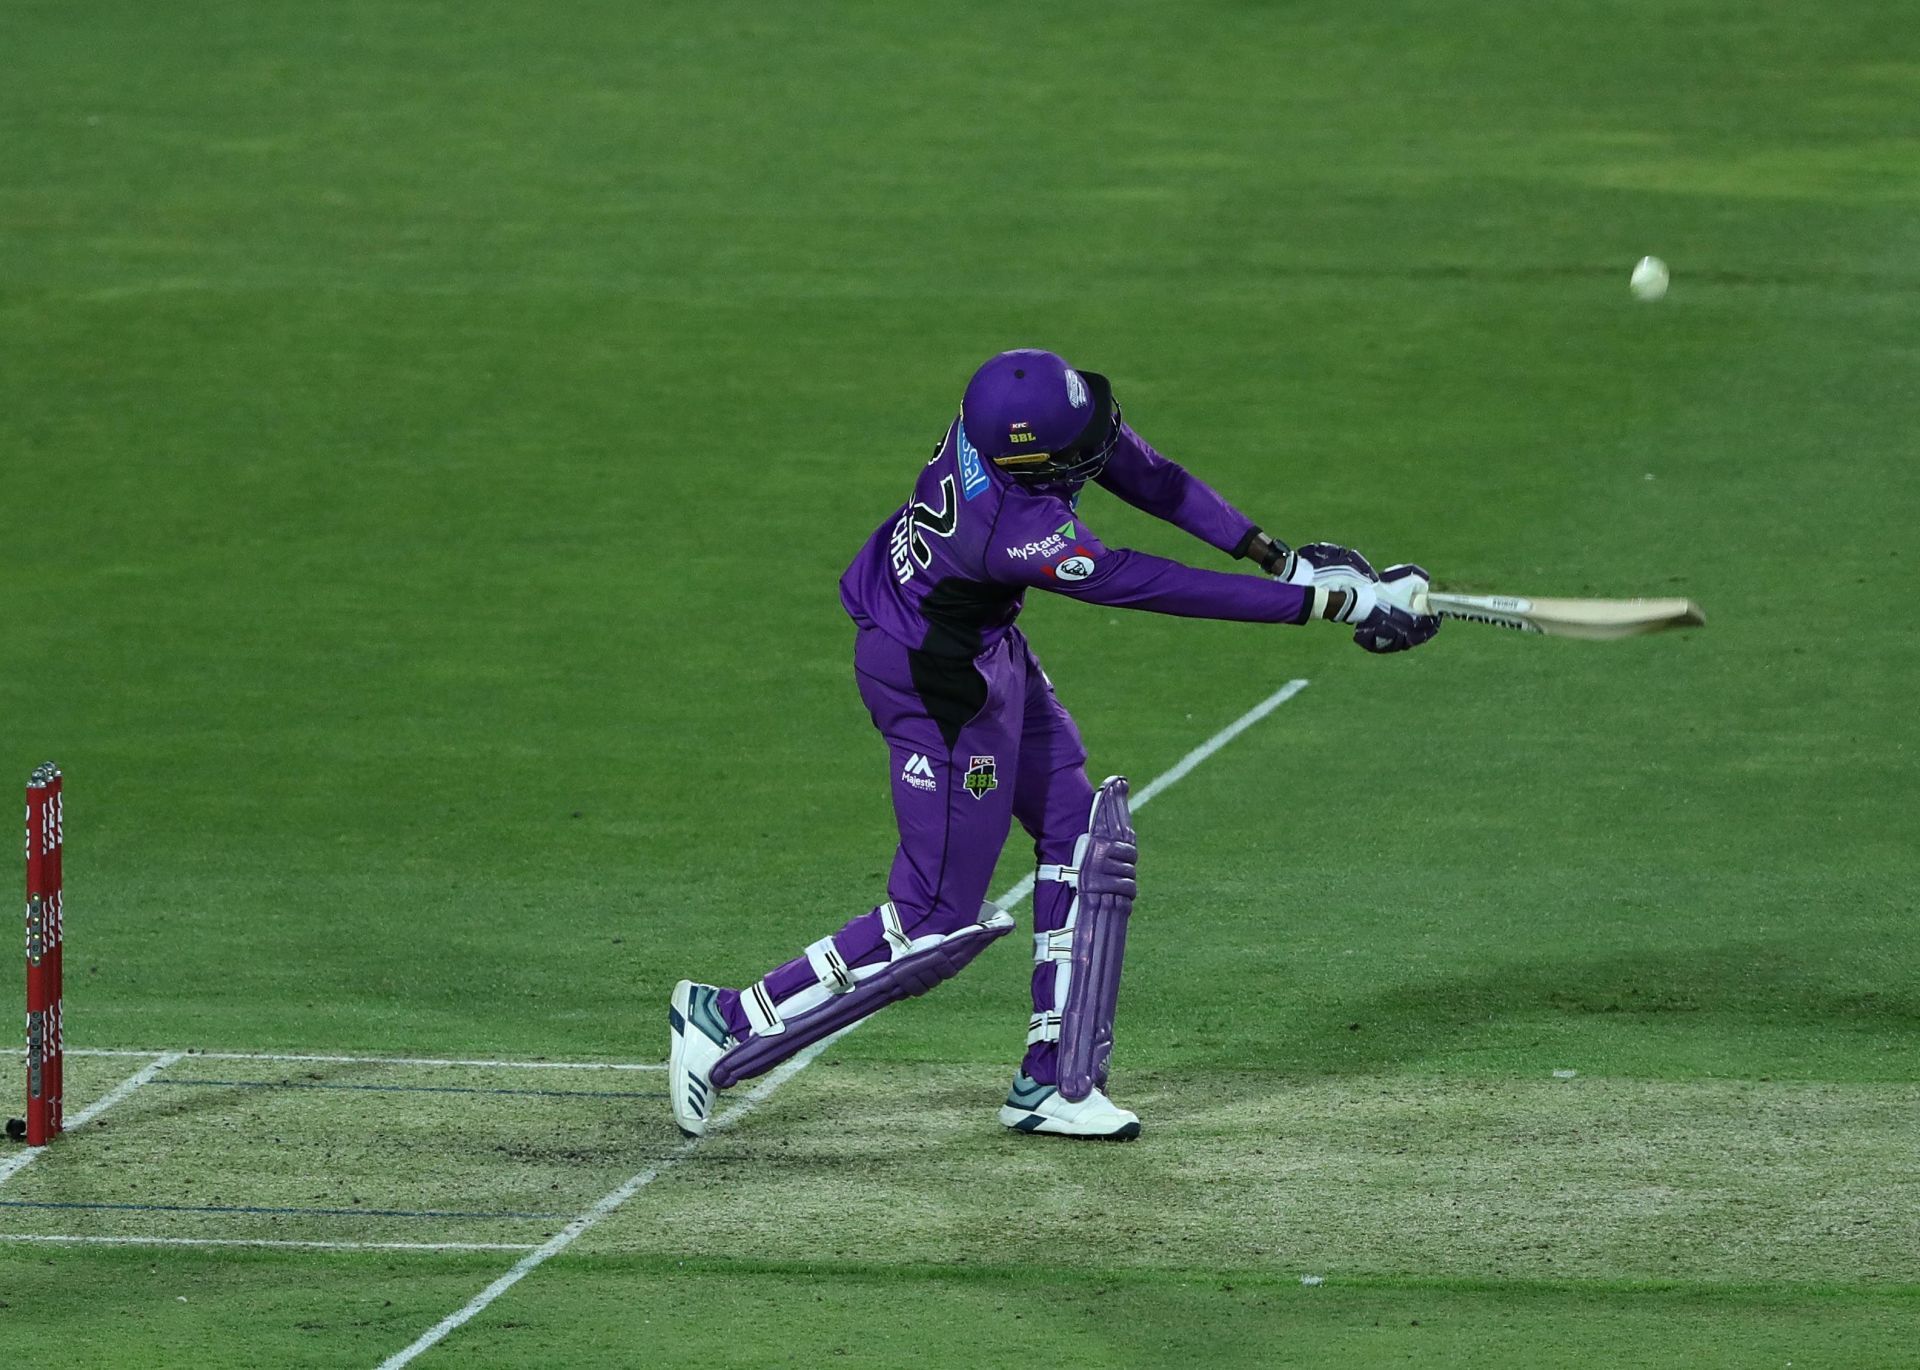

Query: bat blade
left=1415, top=592, right=1706, bottom=640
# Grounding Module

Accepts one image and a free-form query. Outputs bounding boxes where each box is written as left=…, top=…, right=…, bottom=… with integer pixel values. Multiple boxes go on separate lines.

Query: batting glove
left=1314, top=574, right=1440, bottom=654
left=1276, top=541, right=1380, bottom=590
left=1373, top=562, right=1432, bottom=613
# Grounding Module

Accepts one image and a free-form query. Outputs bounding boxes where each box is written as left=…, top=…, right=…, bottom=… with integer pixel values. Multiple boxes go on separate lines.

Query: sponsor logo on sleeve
left=1049, top=552, right=1097, bottom=583
left=956, top=422, right=989, bottom=501
left=963, top=755, right=998, bottom=799
left=1003, top=532, right=1068, bottom=561
left=1004, top=520, right=1084, bottom=564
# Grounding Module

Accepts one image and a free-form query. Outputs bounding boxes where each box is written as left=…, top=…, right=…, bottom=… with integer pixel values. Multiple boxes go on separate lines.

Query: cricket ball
left=1631, top=255, right=1669, bottom=301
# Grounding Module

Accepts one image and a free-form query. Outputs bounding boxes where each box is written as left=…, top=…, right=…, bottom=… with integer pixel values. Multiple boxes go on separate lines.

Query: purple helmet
left=960, top=349, right=1121, bottom=485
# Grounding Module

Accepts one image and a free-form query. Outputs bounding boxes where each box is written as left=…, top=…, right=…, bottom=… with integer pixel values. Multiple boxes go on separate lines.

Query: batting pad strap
left=1027, top=1010, right=1062, bottom=1045
left=1033, top=929, right=1075, bottom=964
left=741, top=980, right=786, bottom=1037
left=711, top=911, right=1016, bottom=1090
left=1037, top=863, right=1079, bottom=888
left=878, top=902, right=914, bottom=958
left=805, top=937, right=854, bottom=995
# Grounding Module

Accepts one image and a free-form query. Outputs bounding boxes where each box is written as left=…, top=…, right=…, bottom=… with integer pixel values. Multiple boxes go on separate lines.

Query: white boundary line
left=0, top=1233, right=537, bottom=1253
left=69, top=1049, right=665, bottom=1072
left=0, top=1051, right=186, bottom=1189
left=990, top=678, right=1313, bottom=912
left=376, top=679, right=1309, bottom=1368
left=1132, top=677, right=1311, bottom=807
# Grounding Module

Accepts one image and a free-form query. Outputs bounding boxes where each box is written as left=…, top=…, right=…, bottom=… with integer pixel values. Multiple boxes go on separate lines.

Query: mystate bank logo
left=956, top=422, right=989, bottom=501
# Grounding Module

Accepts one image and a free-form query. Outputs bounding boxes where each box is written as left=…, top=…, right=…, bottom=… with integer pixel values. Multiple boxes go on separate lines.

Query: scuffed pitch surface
left=0, top=1054, right=663, bottom=1248
left=14, top=1060, right=1914, bottom=1289
left=587, top=1064, right=1920, bottom=1286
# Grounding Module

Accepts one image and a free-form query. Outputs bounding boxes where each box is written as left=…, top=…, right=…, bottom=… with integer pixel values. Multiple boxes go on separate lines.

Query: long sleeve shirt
left=840, top=416, right=1308, bottom=659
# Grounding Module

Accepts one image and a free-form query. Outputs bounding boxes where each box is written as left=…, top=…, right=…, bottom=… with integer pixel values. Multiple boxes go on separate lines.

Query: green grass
left=298, top=1264, right=1920, bottom=1369
left=7, top=1245, right=1914, bottom=1369
left=4, top=0, right=1918, bottom=1363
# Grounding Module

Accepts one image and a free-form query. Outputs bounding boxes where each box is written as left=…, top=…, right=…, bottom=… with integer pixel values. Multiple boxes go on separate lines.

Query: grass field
left=5, top=0, right=1918, bottom=1364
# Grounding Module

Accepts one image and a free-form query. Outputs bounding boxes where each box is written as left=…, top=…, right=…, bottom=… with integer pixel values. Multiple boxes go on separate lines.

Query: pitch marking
left=147, top=1077, right=663, bottom=1100
left=375, top=1044, right=834, bottom=1368
left=376, top=679, right=1310, bottom=1367
left=70, top=1049, right=665, bottom=1072
left=0, top=1051, right=185, bottom=1190
left=0, top=1233, right=539, bottom=1253
left=0, top=1198, right=562, bottom=1221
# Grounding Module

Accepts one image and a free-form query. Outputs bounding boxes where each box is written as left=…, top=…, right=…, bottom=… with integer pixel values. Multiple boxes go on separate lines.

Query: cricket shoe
left=998, top=1073, right=1141, bottom=1141
left=668, top=980, right=735, bottom=1138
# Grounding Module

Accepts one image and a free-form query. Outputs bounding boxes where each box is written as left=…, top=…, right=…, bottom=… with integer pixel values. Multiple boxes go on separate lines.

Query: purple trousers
left=717, top=626, right=1093, bottom=1084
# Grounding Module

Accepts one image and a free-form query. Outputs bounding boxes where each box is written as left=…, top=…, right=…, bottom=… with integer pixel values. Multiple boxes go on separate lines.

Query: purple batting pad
left=1057, top=776, right=1139, bottom=1102
left=710, top=910, right=1014, bottom=1090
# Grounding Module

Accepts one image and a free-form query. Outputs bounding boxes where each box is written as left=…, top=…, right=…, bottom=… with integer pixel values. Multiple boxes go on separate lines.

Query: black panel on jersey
left=917, top=577, right=1022, bottom=661
left=908, top=645, right=990, bottom=749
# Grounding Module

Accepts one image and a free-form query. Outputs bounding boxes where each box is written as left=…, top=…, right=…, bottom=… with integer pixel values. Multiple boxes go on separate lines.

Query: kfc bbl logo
left=964, top=755, right=998, bottom=800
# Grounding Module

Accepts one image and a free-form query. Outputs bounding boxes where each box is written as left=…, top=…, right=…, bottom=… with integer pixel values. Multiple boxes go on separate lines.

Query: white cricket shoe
left=999, top=1073, right=1141, bottom=1141
left=668, top=980, right=735, bottom=1138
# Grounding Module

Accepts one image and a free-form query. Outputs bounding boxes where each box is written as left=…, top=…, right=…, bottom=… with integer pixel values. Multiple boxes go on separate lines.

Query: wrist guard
left=1241, top=529, right=1297, bottom=580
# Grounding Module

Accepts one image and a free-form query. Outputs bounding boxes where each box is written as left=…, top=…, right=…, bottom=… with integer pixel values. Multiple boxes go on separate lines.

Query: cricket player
left=669, top=349, right=1438, bottom=1140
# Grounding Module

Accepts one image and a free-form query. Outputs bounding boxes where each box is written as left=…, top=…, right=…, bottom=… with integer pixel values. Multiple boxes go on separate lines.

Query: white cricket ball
left=1630, top=255, right=1669, bottom=301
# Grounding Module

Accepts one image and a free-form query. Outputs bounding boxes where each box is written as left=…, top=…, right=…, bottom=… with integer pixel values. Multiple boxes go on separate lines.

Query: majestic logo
left=964, top=755, right=998, bottom=800
left=1050, top=553, right=1097, bottom=583
left=1065, top=369, right=1089, bottom=408
left=888, top=475, right=958, bottom=586
left=900, top=753, right=938, bottom=792
left=956, top=422, right=989, bottom=500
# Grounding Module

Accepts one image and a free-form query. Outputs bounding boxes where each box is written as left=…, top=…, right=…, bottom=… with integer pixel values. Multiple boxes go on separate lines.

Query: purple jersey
left=840, top=417, right=1312, bottom=657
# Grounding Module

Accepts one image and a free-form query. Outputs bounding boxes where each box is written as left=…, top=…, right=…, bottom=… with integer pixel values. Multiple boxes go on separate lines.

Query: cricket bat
left=1408, top=588, right=1706, bottom=641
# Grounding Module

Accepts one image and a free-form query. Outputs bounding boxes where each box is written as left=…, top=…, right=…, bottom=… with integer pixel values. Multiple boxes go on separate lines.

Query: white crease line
left=0, top=1233, right=537, bottom=1253
left=65, top=1052, right=188, bottom=1127
left=69, top=1049, right=664, bottom=1072
left=376, top=1041, right=835, bottom=1369
left=377, top=678, right=1309, bottom=1368
left=0, top=1052, right=187, bottom=1189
